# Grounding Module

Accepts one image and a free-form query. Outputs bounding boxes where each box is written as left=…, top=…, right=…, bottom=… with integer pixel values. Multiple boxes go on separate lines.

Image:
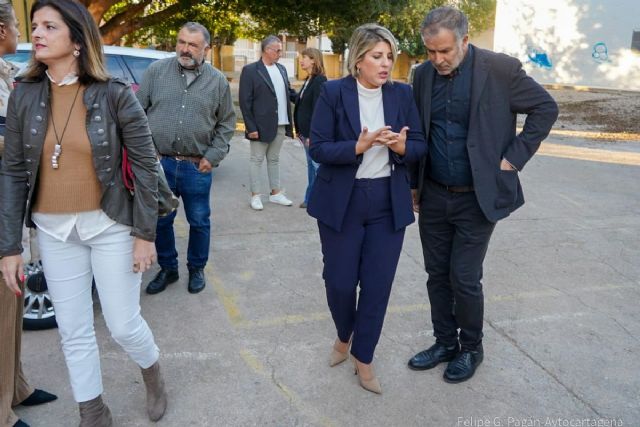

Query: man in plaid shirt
left=137, top=22, right=236, bottom=295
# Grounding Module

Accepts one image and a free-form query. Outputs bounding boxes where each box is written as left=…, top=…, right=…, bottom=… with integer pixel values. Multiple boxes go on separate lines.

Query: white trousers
left=37, top=223, right=159, bottom=402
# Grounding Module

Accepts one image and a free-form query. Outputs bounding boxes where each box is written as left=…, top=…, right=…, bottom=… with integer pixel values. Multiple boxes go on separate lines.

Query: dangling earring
left=73, top=49, right=80, bottom=57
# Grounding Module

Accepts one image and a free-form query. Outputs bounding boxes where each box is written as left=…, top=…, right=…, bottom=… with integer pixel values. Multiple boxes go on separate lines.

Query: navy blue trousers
left=318, top=177, right=405, bottom=364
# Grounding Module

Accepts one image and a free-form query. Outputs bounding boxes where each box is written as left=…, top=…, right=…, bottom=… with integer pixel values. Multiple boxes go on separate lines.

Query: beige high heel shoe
left=329, top=338, right=350, bottom=367
left=352, top=357, right=382, bottom=394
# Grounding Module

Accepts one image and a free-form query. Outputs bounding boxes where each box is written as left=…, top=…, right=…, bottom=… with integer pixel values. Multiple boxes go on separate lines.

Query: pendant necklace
left=50, top=84, right=82, bottom=169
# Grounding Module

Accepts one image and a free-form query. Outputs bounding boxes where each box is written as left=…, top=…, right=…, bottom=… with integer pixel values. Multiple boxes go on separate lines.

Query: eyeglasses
left=268, top=47, right=282, bottom=53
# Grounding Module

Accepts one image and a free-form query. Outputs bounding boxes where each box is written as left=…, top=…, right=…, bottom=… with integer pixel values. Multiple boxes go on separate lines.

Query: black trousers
left=418, top=179, right=495, bottom=350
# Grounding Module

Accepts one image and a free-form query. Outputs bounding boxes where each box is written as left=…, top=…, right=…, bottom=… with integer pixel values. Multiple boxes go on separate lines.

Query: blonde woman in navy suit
left=307, top=24, right=426, bottom=394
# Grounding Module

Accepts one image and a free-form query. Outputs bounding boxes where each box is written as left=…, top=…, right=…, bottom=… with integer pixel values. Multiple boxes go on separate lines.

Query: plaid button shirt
left=136, top=57, right=236, bottom=166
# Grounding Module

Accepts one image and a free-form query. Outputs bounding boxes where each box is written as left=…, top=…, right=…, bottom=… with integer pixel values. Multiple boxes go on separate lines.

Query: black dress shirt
left=428, top=45, right=475, bottom=186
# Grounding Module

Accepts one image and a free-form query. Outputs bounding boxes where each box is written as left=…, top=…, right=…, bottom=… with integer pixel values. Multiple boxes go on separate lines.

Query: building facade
left=493, top=0, right=640, bottom=90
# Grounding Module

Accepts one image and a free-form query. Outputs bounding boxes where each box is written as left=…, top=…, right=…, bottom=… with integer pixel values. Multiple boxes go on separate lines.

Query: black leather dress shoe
left=443, top=348, right=484, bottom=383
left=408, top=342, right=460, bottom=371
left=188, top=268, right=206, bottom=294
left=146, top=268, right=179, bottom=295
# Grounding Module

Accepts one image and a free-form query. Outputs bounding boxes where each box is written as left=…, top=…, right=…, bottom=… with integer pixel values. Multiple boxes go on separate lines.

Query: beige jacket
left=0, top=57, right=17, bottom=157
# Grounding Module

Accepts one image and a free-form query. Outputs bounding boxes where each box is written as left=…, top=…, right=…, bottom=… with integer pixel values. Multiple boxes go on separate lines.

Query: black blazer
left=238, top=59, right=295, bottom=142
left=411, top=45, right=558, bottom=223
left=293, top=74, right=327, bottom=138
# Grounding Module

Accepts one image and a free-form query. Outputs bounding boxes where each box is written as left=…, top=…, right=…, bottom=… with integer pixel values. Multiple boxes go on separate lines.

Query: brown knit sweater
left=32, top=83, right=102, bottom=213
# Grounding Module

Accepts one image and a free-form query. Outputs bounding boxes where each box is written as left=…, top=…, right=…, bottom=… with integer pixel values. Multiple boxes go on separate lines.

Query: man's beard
left=179, top=55, right=198, bottom=69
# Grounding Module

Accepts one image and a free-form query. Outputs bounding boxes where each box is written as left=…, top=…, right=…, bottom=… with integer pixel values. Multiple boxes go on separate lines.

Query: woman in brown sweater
left=0, top=1, right=166, bottom=425
left=0, top=4, right=59, bottom=427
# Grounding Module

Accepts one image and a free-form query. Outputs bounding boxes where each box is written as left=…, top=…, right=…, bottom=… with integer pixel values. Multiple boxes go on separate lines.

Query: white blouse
left=355, top=80, right=390, bottom=179
left=32, top=211, right=117, bottom=243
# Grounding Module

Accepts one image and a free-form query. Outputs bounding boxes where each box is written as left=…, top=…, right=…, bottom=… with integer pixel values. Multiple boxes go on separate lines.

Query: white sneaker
left=269, top=192, right=293, bottom=206
left=250, top=195, right=263, bottom=210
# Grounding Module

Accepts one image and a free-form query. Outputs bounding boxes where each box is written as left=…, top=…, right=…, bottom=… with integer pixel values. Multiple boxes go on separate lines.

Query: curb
left=543, top=83, right=640, bottom=95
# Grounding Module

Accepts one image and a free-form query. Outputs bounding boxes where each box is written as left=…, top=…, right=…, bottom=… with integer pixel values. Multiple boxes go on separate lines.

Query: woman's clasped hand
left=356, top=125, right=409, bottom=155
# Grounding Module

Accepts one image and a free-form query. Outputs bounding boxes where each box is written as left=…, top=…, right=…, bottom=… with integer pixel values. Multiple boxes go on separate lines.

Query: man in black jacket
left=408, top=6, right=558, bottom=383
left=239, top=35, right=296, bottom=210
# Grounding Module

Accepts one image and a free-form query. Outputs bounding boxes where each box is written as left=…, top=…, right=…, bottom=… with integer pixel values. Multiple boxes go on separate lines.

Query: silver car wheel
left=23, top=261, right=57, bottom=330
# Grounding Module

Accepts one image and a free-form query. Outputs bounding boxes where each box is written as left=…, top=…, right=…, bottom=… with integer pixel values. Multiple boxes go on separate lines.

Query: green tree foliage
left=237, top=0, right=409, bottom=55
left=83, top=0, right=495, bottom=58
left=121, top=0, right=242, bottom=50
left=381, top=0, right=496, bottom=57
left=90, top=0, right=241, bottom=49
left=458, top=0, right=497, bottom=36
left=323, top=0, right=409, bottom=55
left=236, top=0, right=325, bottom=39
left=379, top=0, right=447, bottom=57
left=81, top=0, right=200, bottom=45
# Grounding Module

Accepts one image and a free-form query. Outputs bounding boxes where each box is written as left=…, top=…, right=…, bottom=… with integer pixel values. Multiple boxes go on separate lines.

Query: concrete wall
left=493, top=0, right=640, bottom=91
left=471, top=28, right=495, bottom=51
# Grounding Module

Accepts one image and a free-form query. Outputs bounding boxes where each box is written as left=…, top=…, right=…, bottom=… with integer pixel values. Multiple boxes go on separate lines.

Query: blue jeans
left=302, top=137, right=319, bottom=204
left=156, top=157, right=212, bottom=270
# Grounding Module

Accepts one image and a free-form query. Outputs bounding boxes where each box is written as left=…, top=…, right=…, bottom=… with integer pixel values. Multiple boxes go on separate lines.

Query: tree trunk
left=80, top=0, right=199, bottom=45
left=81, top=0, right=118, bottom=24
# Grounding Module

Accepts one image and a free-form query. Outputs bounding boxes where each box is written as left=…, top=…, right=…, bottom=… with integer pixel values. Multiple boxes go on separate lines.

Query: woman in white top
left=307, top=24, right=426, bottom=394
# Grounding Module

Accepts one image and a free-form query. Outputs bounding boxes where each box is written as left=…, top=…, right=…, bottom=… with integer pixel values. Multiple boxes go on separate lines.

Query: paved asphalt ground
left=15, top=130, right=640, bottom=426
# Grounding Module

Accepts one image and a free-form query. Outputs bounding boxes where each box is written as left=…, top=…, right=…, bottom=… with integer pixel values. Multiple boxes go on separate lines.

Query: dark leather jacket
left=0, top=77, right=158, bottom=257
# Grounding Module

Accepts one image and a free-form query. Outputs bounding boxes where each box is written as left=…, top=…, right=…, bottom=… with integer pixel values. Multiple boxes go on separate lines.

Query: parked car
left=2, top=44, right=173, bottom=330
left=5, top=43, right=174, bottom=90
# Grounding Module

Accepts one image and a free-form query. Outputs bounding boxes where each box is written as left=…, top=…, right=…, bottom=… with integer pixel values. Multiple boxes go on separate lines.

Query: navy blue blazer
left=307, top=76, right=426, bottom=232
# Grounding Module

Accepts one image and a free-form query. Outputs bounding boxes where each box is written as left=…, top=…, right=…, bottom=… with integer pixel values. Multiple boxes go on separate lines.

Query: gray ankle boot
left=78, top=395, right=113, bottom=427
left=141, top=361, right=167, bottom=421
